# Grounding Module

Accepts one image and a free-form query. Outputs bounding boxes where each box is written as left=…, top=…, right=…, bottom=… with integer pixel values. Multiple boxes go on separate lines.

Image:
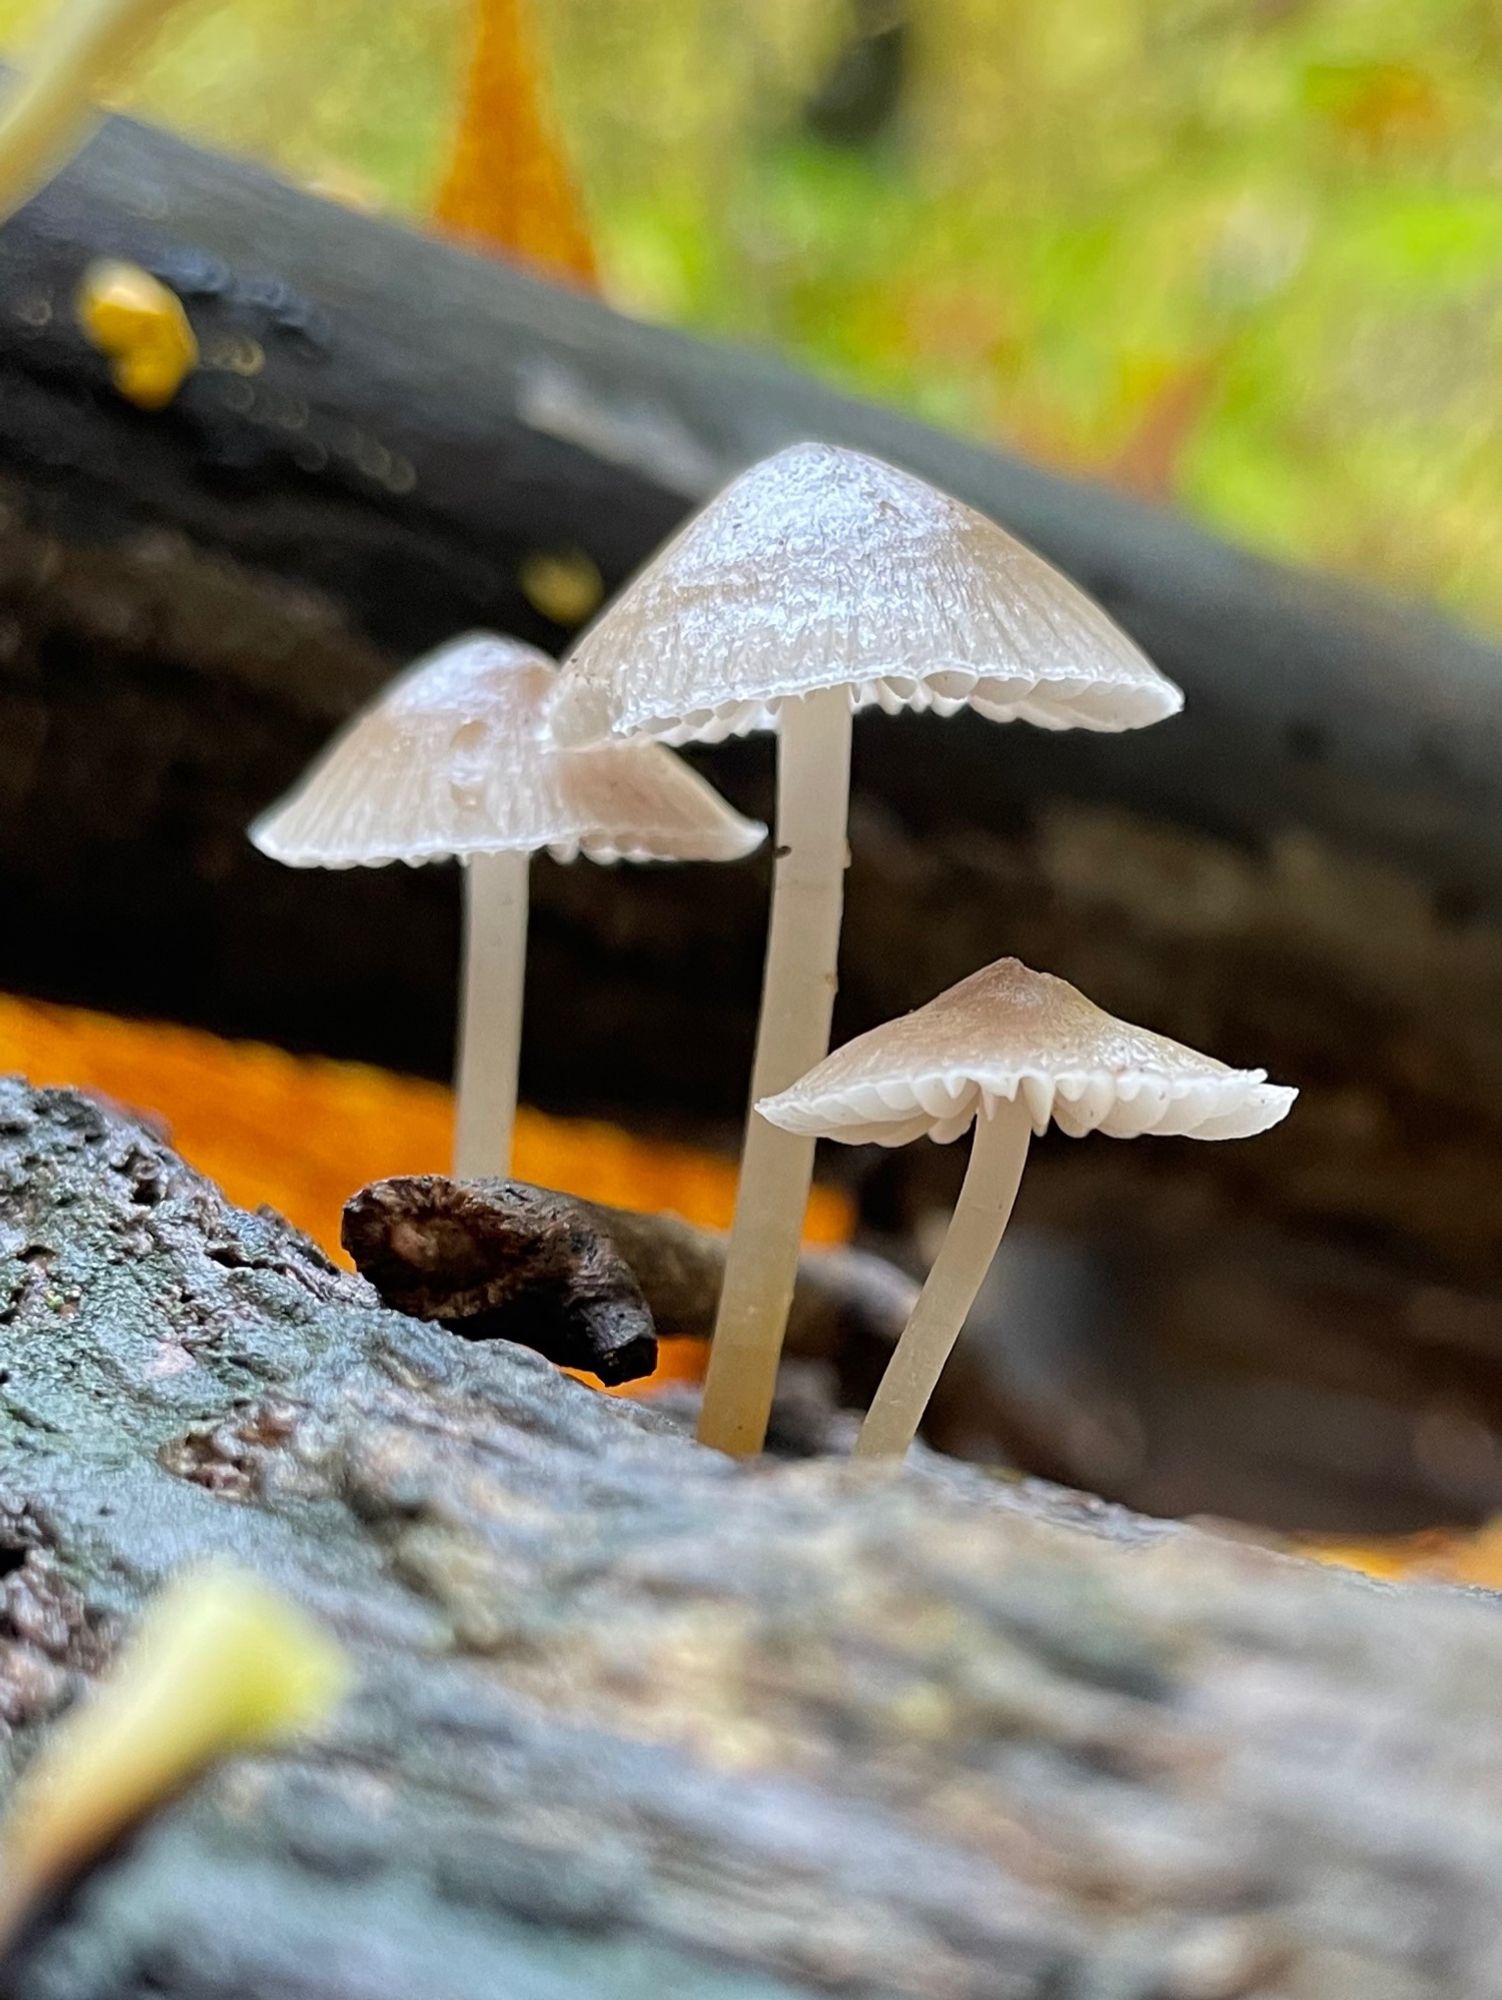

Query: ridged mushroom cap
left=551, top=442, right=1182, bottom=747
left=757, top=958, right=1297, bottom=1146
left=250, top=633, right=765, bottom=869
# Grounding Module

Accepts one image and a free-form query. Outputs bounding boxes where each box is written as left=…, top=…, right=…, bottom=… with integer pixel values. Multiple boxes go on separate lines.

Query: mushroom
left=757, top=956, right=1297, bottom=1461
left=0, top=1565, right=348, bottom=1951
left=251, top=633, right=764, bottom=1179
left=550, top=442, right=1184, bottom=1457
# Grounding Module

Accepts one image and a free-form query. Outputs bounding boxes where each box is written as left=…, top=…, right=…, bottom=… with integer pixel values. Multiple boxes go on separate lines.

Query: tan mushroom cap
left=757, top=958, right=1296, bottom=1146
left=551, top=442, right=1182, bottom=747
left=250, top=633, right=765, bottom=869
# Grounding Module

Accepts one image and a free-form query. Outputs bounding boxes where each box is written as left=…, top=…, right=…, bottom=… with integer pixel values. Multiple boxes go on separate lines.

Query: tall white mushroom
left=551, top=442, right=1184, bottom=1458
left=759, top=956, right=1297, bottom=1460
left=251, top=633, right=764, bottom=1179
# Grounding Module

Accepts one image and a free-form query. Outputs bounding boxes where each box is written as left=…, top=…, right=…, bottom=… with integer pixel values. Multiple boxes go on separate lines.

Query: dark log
left=5, top=1081, right=1502, bottom=2000
left=2, top=113, right=1502, bottom=1524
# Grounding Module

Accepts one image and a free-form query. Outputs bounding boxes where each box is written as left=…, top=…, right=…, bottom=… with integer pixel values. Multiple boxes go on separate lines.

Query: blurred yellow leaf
left=0, top=1566, right=347, bottom=1950
left=1304, top=61, right=1450, bottom=155
left=433, top=0, right=597, bottom=288
left=76, top=257, right=198, bottom=409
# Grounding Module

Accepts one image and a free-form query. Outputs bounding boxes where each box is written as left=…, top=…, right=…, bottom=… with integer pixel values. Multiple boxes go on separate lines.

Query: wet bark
left=4, top=1081, right=1502, bottom=2000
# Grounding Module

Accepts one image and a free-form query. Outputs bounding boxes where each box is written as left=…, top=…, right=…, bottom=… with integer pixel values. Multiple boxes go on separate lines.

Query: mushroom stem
left=697, top=686, right=854, bottom=1457
left=855, top=1094, right=1032, bottom=1460
left=0, top=0, right=180, bottom=225
left=453, top=849, right=529, bottom=1179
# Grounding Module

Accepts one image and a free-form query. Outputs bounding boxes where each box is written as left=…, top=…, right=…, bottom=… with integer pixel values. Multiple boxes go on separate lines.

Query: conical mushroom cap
left=250, top=633, right=765, bottom=869
left=551, top=443, right=1182, bottom=746
left=757, top=958, right=1296, bottom=1146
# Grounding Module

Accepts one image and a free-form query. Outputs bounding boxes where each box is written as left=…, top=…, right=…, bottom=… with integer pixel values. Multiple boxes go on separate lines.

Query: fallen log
left=3, top=112, right=1502, bottom=1523
left=4, top=1081, right=1502, bottom=1999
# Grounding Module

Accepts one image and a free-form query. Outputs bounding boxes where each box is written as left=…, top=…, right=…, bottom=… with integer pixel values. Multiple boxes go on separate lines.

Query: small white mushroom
left=251, top=633, right=763, bottom=1179
left=758, top=957, right=1296, bottom=1461
left=551, top=442, right=1183, bottom=1459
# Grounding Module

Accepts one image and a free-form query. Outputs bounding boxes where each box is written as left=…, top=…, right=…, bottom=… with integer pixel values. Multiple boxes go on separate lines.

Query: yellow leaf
left=433, top=0, right=597, bottom=290
left=76, top=258, right=197, bottom=409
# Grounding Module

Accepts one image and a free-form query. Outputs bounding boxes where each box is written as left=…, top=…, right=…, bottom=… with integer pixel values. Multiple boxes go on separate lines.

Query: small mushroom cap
left=551, top=442, right=1182, bottom=746
left=250, top=633, right=765, bottom=869
left=757, top=958, right=1296, bottom=1146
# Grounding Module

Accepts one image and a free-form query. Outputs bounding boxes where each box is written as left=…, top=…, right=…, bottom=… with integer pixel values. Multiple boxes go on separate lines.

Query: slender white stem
left=697, top=687, right=854, bottom=1457
left=855, top=1095, right=1033, bottom=1461
left=0, top=0, right=181, bottom=223
left=453, top=849, right=529, bottom=1179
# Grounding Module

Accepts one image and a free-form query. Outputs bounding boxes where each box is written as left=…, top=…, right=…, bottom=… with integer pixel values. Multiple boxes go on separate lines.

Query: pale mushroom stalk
left=453, top=849, right=530, bottom=1179
left=699, top=686, right=853, bottom=1456
left=855, top=1094, right=1031, bottom=1460
left=0, top=0, right=184, bottom=225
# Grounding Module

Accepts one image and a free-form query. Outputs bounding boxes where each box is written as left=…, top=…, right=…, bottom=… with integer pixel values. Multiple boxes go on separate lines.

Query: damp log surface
left=3, top=1082, right=1502, bottom=2000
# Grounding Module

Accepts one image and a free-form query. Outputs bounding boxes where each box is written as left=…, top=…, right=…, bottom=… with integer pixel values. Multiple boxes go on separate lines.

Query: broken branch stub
left=340, top=1175, right=658, bottom=1386
left=342, top=1172, right=923, bottom=1392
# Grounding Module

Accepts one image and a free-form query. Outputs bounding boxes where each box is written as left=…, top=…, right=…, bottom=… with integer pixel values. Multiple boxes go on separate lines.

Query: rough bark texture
left=3, top=112, right=1502, bottom=1522
left=4, top=1081, right=1502, bottom=2000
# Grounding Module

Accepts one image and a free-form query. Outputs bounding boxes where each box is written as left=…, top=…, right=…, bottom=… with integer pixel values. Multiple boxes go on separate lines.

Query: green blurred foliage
left=3, top=0, right=1502, bottom=628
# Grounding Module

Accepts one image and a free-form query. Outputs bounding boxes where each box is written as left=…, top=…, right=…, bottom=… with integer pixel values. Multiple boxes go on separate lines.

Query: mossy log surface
left=4, top=1081, right=1502, bottom=2000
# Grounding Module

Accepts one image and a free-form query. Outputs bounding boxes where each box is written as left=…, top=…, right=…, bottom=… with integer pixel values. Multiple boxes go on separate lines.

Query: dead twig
left=342, top=1175, right=920, bottom=1387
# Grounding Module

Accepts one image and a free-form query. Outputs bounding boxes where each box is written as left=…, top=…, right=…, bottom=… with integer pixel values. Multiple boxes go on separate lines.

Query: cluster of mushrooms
left=255, top=442, right=1295, bottom=1463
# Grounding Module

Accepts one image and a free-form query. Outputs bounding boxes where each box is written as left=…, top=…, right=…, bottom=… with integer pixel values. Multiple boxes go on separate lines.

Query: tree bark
left=3, top=1081, right=1502, bottom=2000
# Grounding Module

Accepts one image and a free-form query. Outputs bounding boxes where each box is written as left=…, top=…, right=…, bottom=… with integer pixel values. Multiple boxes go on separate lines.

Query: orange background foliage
left=0, top=994, right=853, bottom=1393
left=432, top=0, right=596, bottom=286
